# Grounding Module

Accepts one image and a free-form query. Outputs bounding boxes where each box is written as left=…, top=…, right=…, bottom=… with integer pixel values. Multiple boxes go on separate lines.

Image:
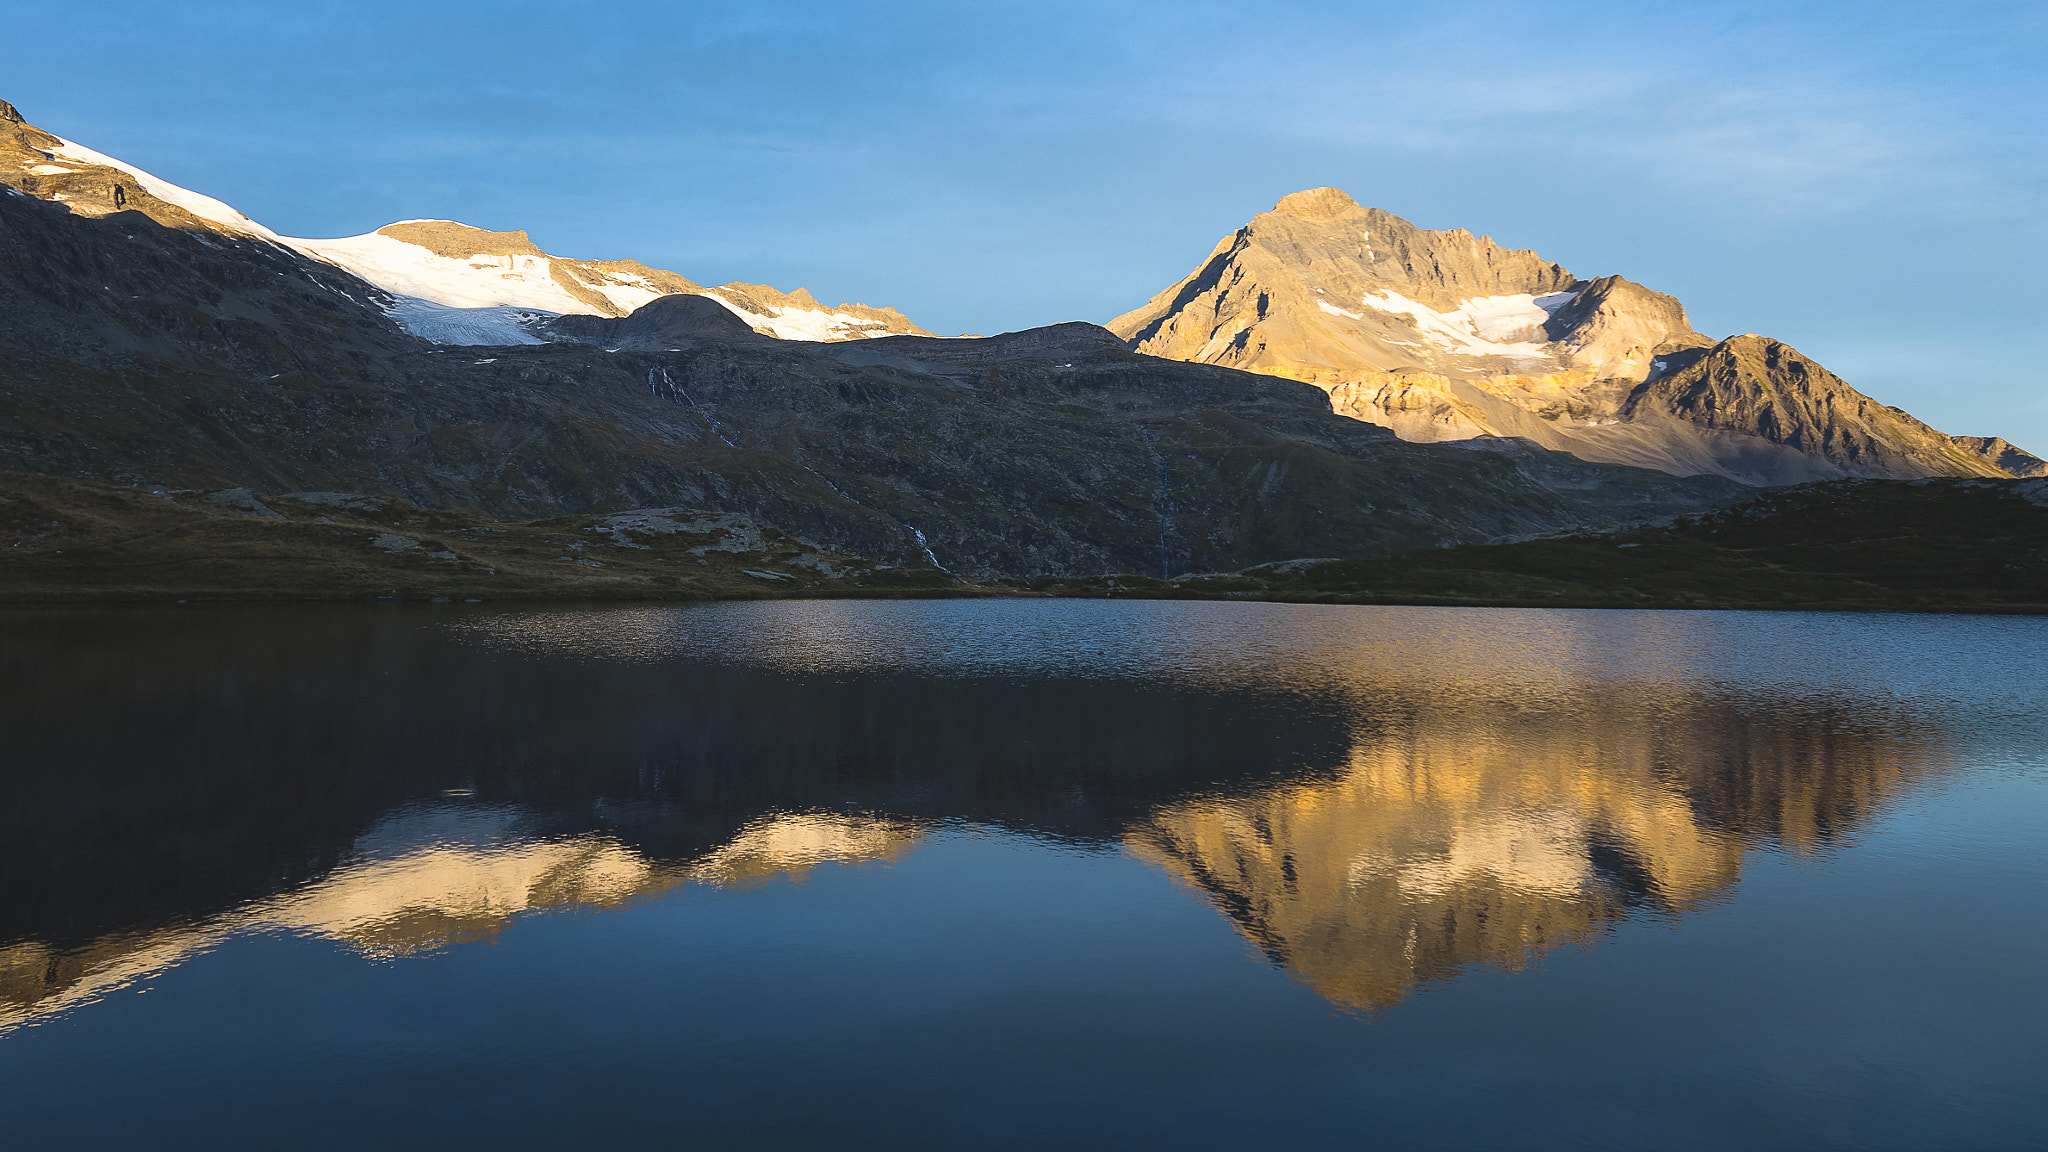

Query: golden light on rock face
left=690, top=813, right=923, bottom=888
left=1126, top=689, right=1941, bottom=1013
left=0, top=810, right=919, bottom=1033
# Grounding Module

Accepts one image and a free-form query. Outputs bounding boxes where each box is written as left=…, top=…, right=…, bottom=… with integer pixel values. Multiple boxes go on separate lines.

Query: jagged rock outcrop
left=1542, top=274, right=1714, bottom=380
left=1951, top=435, right=2048, bottom=478
left=1111, top=188, right=2032, bottom=484
left=1625, top=336, right=2003, bottom=480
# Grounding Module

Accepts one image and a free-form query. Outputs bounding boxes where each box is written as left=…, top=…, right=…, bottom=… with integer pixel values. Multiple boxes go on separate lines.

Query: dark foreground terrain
left=0, top=470, right=957, bottom=603
left=4, top=470, right=2043, bottom=613
left=1133, top=476, right=2048, bottom=614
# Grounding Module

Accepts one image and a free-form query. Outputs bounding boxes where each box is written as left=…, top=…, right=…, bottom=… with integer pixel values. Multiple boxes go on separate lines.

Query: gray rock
left=541, top=294, right=768, bottom=350
left=281, top=491, right=383, bottom=512
left=1240, top=557, right=1342, bottom=577
left=202, top=488, right=284, bottom=519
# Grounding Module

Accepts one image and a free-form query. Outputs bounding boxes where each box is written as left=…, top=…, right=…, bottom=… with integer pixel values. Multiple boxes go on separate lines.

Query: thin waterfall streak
left=800, top=463, right=861, bottom=505
left=649, top=366, right=738, bottom=449
left=911, top=526, right=949, bottom=572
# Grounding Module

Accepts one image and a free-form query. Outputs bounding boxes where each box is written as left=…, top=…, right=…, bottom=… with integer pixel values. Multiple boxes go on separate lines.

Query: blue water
left=2, top=601, right=2043, bottom=1149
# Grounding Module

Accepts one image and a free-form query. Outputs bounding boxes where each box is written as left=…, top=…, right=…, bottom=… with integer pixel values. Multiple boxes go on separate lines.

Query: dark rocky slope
left=1104, top=477, right=2048, bottom=613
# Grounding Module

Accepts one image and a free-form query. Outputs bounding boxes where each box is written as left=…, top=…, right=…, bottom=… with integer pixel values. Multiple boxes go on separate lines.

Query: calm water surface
left=2, top=601, right=2044, bottom=1149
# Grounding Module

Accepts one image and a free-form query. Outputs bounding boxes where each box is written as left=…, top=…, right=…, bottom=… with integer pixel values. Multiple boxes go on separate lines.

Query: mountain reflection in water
left=0, top=601, right=1956, bottom=1029
left=1128, top=685, right=1932, bottom=1011
left=1, top=808, right=918, bottom=1031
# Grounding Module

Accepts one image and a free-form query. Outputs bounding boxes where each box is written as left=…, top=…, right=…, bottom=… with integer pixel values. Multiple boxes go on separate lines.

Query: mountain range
left=1111, top=187, right=2042, bottom=484
left=0, top=96, right=2036, bottom=585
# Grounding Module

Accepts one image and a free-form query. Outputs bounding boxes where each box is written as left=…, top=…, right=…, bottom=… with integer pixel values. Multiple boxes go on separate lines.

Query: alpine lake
left=3, top=600, right=2043, bottom=1150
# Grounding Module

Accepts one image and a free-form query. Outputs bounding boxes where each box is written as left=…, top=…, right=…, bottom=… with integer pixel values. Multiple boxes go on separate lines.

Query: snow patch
left=1356, top=290, right=1576, bottom=360
left=1317, top=299, right=1363, bottom=320
left=704, top=290, right=892, bottom=342
left=586, top=280, right=666, bottom=315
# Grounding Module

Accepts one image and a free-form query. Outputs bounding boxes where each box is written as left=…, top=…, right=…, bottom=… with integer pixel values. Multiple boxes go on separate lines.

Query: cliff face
left=1112, top=188, right=2032, bottom=484
left=1543, top=274, right=1714, bottom=380
left=1951, top=435, right=2048, bottom=478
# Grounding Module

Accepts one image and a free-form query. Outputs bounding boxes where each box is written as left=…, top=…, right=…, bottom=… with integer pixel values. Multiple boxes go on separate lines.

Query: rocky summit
left=1110, top=187, right=2042, bottom=485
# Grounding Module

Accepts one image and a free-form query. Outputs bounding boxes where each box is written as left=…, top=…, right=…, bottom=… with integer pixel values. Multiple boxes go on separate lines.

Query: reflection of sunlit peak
left=1124, top=682, right=1940, bottom=1013
left=272, top=835, right=673, bottom=958
left=688, top=812, right=922, bottom=888
left=0, top=809, right=936, bottom=1035
left=0, top=806, right=937, bottom=1034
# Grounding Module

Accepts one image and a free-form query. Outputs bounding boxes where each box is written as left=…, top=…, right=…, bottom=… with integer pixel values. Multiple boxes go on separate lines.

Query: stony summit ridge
left=1109, top=187, right=2043, bottom=483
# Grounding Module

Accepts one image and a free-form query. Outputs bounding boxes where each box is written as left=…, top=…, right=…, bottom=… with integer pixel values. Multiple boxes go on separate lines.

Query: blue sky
left=10, top=0, right=2046, bottom=448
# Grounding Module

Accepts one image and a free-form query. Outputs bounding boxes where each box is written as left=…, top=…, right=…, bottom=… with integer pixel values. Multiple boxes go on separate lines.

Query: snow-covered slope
left=701, top=282, right=929, bottom=342
left=289, top=229, right=593, bottom=313
left=282, top=221, right=935, bottom=346
left=1351, top=289, right=1580, bottom=361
